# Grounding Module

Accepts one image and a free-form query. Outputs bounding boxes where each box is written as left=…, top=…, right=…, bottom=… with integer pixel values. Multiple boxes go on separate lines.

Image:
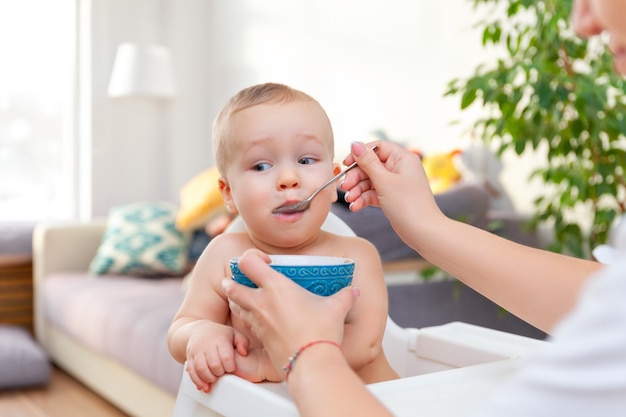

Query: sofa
left=32, top=185, right=545, bottom=417
left=33, top=219, right=184, bottom=417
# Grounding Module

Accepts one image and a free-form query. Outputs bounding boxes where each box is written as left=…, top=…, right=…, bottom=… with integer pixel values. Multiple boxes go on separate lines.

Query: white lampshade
left=108, top=43, right=177, bottom=98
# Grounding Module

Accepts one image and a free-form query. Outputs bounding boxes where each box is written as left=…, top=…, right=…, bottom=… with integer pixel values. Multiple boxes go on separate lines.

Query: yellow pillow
left=422, top=150, right=463, bottom=194
left=176, top=167, right=227, bottom=231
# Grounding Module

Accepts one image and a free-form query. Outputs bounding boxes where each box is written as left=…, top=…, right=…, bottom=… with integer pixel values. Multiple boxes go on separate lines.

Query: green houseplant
left=445, top=0, right=626, bottom=258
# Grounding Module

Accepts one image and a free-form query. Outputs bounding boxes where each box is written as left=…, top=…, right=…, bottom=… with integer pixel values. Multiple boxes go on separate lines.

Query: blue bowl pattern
left=230, top=255, right=354, bottom=296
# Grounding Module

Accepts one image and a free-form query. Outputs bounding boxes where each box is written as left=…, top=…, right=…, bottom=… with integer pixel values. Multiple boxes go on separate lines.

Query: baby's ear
left=218, top=177, right=238, bottom=214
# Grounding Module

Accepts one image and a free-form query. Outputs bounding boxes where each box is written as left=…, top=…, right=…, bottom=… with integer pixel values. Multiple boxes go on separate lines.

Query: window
left=0, top=0, right=75, bottom=220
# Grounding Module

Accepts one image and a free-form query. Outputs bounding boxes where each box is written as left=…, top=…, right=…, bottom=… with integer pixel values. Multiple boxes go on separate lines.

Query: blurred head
left=572, top=0, right=626, bottom=74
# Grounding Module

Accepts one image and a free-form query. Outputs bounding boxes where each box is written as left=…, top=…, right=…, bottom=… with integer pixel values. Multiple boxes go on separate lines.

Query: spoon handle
left=309, top=144, right=377, bottom=201
left=308, top=161, right=358, bottom=200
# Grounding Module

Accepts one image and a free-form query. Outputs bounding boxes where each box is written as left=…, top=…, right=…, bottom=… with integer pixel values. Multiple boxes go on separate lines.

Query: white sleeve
left=472, top=262, right=626, bottom=417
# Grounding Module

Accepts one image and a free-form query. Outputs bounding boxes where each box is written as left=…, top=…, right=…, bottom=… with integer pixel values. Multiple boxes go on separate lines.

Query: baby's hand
left=232, top=347, right=283, bottom=383
left=185, top=322, right=250, bottom=393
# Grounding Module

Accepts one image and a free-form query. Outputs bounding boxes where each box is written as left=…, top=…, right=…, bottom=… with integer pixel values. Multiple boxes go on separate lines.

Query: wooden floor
left=0, top=366, right=129, bottom=417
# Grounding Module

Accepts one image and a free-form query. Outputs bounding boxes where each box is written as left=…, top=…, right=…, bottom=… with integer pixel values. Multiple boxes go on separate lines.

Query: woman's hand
left=232, top=346, right=283, bottom=383
left=341, top=141, right=443, bottom=246
left=222, top=248, right=359, bottom=376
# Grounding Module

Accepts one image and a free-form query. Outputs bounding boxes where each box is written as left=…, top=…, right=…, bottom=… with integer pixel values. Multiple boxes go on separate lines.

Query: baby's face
left=220, top=100, right=336, bottom=250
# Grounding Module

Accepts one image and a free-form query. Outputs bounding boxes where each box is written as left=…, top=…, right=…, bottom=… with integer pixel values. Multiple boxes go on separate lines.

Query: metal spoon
left=273, top=146, right=377, bottom=214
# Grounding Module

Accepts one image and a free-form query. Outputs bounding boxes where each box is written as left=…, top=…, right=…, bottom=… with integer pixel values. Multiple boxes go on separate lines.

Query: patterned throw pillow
left=89, top=202, right=190, bottom=276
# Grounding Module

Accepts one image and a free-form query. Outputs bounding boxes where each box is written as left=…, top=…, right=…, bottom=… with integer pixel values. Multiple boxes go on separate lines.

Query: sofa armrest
left=32, top=219, right=107, bottom=280
left=32, top=219, right=107, bottom=341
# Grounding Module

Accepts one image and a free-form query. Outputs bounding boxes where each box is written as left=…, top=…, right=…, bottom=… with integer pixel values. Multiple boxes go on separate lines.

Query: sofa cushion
left=42, top=272, right=185, bottom=394
left=89, top=202, right=190, bottom=276
left=0, top=324, right=51, bottom=389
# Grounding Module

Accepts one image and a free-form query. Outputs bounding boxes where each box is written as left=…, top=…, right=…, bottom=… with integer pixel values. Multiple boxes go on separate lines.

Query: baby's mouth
left=273, top=200, right=306, bottom=214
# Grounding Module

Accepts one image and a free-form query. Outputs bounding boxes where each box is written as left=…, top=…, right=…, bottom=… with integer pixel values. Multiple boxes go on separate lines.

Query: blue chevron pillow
left=89, top=202, right=190, bottom=276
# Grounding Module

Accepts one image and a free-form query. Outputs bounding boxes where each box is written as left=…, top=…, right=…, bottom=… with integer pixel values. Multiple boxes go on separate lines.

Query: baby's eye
left=298, top=157, right=316, bottom=165
left=252, top=162, right=272, bottom=172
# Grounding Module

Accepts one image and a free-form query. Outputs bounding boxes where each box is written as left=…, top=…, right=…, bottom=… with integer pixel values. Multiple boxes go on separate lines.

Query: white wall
left=85, top=0, right=537, bottom=217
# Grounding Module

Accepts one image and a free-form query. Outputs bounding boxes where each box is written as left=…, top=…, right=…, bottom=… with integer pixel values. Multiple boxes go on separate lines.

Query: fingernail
left=350, top=141, right=366, bottom=157
left=343, top=191, right=350, bottom=202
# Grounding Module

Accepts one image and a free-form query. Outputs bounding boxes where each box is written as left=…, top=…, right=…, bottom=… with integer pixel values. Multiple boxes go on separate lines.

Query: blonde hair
left=212, top=83, right=333, bottom=175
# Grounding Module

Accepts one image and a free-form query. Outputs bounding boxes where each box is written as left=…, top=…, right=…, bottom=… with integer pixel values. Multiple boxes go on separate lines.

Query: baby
left=167, top=82, right=398, bottom=392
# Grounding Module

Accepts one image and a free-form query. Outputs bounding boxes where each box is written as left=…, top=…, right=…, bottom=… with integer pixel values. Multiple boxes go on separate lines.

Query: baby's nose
left=280, top=179, right=300, bottom=189
left=277, top=168, right=301, bottom=189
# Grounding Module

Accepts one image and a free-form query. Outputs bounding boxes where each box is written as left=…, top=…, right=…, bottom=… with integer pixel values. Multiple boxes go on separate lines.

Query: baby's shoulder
left=331, top=232, right=376, bottom=249
left=200, top=231, right=254, bottom=261
left=325, top=232, right=380, bottom=260
left=208, top=230, right=249, bottom=246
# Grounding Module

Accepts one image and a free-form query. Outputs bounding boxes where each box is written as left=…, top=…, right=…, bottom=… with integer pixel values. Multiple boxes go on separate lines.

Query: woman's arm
left=342, top=141, right=602, bottom=333
left=408, top=214, right=601, bottom=333
left=287, top=343, right=393, bottom=417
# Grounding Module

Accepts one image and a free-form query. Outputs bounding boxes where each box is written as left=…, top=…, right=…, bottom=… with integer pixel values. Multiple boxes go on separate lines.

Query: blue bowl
left=230, top=255, right=355, bottom=296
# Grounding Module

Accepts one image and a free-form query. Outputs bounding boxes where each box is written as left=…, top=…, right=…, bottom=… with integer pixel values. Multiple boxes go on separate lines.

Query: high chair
left=171, top=212, right=547, bottom=417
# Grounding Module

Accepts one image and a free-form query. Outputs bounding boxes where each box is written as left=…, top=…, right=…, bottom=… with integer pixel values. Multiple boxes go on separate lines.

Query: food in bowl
left=230, top=255, right=355, bottom=296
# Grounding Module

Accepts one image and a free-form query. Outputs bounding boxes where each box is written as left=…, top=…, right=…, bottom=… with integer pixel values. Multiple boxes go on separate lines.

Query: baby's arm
left=181, top=319, right=250, bottom=392
left=340, top=238, right=394, bottom=382
left=167, top=234, right=249, bottom=392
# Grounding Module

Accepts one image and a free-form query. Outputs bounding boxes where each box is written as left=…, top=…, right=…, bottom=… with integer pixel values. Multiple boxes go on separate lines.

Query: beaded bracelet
left=283, top=340, right=343, bottom=381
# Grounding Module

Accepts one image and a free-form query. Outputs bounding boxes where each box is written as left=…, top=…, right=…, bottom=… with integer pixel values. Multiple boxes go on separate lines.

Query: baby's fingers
left=185, top=357, right=213, bottom=393
left=233, top=329, right=250, bottom=357
left=217, top=343, right=237, bottom=374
